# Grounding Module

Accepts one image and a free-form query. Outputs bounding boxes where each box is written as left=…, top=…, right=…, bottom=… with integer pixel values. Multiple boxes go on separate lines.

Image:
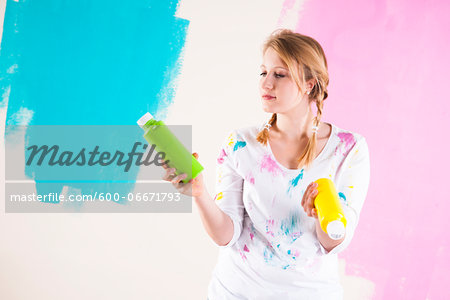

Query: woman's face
left=259, top=47, right=306, bottom=113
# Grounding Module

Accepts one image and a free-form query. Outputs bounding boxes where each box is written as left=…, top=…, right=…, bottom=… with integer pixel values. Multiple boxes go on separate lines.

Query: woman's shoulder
left=234, top=123, right=265, bottom=139
left=331, top=123, right=366, bottom=142
left=328, top=122, right=368, bottom=157
left=223, top=123, right=264, bottom=141
left=219, top=123, right=265, bottom=154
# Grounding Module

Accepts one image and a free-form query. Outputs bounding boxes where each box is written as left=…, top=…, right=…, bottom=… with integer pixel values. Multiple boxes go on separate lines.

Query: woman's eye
left=259, top=72, right=285, bottom=78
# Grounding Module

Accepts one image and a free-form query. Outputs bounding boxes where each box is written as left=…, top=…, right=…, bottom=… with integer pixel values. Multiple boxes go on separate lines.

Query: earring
left=306, top=90, right=310, bottom=95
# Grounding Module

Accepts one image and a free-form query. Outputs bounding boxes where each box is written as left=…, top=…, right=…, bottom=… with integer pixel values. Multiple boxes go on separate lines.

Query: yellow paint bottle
left=314, top=178, right=347, bottom=240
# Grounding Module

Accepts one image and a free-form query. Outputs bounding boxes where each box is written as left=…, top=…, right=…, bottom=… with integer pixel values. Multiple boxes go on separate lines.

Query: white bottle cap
left=137, top=112, right=154, bottom=128
left=326, top=220, right=346, bottom=240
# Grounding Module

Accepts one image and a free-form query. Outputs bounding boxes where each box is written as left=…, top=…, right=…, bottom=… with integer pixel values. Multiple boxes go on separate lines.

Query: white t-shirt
left=207, top=122, right=371, bottom=300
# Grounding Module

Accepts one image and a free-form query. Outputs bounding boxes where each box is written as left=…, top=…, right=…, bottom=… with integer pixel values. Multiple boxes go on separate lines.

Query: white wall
left=0, top=1, right=372, bottom=299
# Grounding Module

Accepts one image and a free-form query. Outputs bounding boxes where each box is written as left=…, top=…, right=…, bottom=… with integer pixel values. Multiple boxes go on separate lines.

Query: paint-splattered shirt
left=207, top=122, right=371, bottom=300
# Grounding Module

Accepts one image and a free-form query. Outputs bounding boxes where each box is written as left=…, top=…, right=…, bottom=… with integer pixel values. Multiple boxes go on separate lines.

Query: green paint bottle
left=137, top=112, right=203, bottom=184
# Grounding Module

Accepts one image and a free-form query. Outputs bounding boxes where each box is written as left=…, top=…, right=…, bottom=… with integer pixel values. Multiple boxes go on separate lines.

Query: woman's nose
left=262, top=75, right=274, bottom=90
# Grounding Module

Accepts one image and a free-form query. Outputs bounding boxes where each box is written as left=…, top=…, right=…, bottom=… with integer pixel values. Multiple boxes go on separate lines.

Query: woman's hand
left=301, top=181, right=319, bottom=219
left=160, top=152, right=206, bottom=198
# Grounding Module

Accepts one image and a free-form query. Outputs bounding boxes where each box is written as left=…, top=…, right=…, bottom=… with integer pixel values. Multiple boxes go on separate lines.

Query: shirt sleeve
left=318, top=137, right=371, bottom=255
left=213, top=130, right=245, bottom=249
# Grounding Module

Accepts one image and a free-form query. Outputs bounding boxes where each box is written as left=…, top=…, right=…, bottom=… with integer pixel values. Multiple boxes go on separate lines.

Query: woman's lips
left=262, top=95, right=276, bottom=100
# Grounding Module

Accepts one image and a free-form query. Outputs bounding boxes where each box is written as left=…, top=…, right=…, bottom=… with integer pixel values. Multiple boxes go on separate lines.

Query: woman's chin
left=262, top=104, right=275, bottom=113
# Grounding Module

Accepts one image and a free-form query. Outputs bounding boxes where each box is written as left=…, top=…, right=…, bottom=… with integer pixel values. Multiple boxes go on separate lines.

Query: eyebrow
left=260, top=64, right=288, bottom=70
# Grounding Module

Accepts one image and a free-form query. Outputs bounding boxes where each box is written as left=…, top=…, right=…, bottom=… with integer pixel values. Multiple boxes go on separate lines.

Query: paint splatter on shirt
left=208, top=122, right=371, bottom=299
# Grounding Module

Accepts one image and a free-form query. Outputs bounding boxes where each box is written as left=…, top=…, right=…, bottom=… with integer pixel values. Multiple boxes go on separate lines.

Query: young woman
left=162, top=29, right=370, bottom=300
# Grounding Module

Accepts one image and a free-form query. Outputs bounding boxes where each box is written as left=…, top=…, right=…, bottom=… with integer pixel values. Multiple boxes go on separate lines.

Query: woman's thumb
left=193, top=152, right=199, bottom=159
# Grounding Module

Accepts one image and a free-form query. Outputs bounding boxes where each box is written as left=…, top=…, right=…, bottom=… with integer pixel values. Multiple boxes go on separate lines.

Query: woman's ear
left=306, top=78, right=316, bottom=92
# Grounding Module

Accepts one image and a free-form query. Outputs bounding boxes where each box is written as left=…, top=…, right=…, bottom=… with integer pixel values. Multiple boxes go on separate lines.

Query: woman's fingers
left=302, top=183, right=314, bottom=206
left=158, top=157, right=170, bottom=170
left=161, top=152, right=197, bottom=177
left=162, top=168, right=176, bottom=181
left=159, top=152, right=200, bottom=197
left=302, top=182, right=318, bottom=217
left=171, top=173, right=187, bottom=185
left=308, top=189, right=318, bottom=216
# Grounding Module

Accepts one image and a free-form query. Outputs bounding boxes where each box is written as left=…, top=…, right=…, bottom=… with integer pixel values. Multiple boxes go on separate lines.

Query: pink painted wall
left=279, top=0, right=450, bottom=299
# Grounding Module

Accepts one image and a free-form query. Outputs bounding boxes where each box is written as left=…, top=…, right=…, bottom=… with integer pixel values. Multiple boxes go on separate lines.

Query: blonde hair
left=256, top=29, right=329, bottom=170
